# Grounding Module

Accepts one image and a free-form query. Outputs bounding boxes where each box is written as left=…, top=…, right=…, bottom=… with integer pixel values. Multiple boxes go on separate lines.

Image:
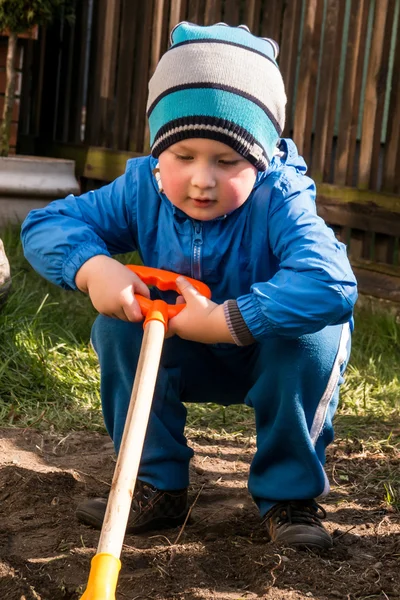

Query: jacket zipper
left=192, top=221, right=203, bottom=280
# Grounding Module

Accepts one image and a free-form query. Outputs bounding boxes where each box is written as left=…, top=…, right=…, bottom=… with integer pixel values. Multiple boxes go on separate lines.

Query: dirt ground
left=0, top=426, right=399, bottom=600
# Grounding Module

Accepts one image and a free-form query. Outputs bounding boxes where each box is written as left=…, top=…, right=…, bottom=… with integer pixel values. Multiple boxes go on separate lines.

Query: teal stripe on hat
left=171, top=22, right=278, bottom=65
left=149, top=87, right=279, bottom=158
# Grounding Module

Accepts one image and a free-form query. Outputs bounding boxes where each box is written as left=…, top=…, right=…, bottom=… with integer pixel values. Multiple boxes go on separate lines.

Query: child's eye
left=219, top=159, right=239, bottom=166
left=175, top=154, right=193, bottom=161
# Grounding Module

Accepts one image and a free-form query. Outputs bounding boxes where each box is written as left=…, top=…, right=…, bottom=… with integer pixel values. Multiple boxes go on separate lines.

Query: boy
left=21, top=22, right=357, bottom=550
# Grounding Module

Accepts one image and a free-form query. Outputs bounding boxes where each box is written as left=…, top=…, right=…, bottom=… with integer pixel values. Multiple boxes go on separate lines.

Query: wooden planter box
left=0, top=155, right=79, bottom=225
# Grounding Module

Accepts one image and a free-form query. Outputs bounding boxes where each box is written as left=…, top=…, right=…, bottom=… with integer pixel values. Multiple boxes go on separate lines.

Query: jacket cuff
left=223, top=299, right=256, bottom=346
left=236, top=293, right=277, bottom=340
left=63, top=243, right=111, bottom=290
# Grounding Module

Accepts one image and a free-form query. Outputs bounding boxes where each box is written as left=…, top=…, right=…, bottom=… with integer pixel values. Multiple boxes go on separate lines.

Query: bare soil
left=0, top=426, right=399, bottom=600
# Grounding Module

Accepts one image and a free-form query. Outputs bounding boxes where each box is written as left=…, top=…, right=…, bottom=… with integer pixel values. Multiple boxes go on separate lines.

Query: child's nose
left=191, top=166, right=216, bottom=189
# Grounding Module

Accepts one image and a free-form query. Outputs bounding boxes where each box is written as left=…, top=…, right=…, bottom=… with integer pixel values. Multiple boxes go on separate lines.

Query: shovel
left=80, top=265, right=211, bottom=600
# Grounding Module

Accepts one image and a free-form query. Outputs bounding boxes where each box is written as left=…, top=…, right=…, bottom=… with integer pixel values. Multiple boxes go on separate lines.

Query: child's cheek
left=162, top=172, right=186, bottom=201
left=226, top=181, right=249, bottom=206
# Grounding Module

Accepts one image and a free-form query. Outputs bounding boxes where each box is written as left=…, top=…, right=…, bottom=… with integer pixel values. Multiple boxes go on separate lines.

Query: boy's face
left=158, top=138, right=258, bottom=221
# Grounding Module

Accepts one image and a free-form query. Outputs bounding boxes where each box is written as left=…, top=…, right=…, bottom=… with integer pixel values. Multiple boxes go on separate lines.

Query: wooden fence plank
left=362, top=230, right=374, bottom=260
left=303, top=0, right=324, bottom=166
left=345, top=2, right=370, bottom=187
left=84, top=0, right=104, bottom=145
left=316, top=196, right=400, bottom=238
left=292, top=0, right=321, bottom=161
left=113, top=0, right=138, bottom=150
left=99, top=0, right=120, bottom=147
left=353, top=265, right=400, bottom=302
left=223, top=0, right=240, bottom=25
left=204, top=0, right=222, bottom=25
left=68, top=0, right=90, bottom=144
left=321, top=0, right=346, bottom=182
left=369, top=0, right=396, bottom=191
left=56, top=17, right=75, bottom=142
left=85, top=0, right=120, bottom=147
left=358, top=0, right=389, bottom=190
left=170, top=0, right=186, bottom=31
left=244, top=0, right=262, bottom=34
left=18, top=38, right=35, bottom=137
left=260, top=0, right=282, bottom=43
left=150, top=0, right=166, bottom=76
left=374, top=233, right=396, bottom=264
left=334, top=0, right=366, bottom=187
left=396, top=141, right=400, bottom=195
left=279, top=0, right=301, bottom=134
left=348, top=229, right=365, bottom=260
left=382, top=11, right=400, bottom=193
left=312, top=0, right=341, bottom=183
left=129, top=2, right=154, bottom=152
left=187, top=0, right=205, bottom=24
left=37, top=20, right=62, bottom=141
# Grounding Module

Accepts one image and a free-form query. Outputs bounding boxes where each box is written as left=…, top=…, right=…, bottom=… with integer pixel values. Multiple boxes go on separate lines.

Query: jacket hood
left=254, top=138, right=308, bottom=191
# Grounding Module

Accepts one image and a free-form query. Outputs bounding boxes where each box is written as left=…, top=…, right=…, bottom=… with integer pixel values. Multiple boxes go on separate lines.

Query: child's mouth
left=191, top=197, right=215, bottom=207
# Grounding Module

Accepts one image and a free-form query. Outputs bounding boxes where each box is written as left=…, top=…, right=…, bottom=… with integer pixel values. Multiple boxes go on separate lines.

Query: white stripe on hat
left=147, top=42, right=286, bottom=128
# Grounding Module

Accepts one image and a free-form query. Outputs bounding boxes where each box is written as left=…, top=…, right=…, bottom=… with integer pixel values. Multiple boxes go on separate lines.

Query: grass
left=1, top=226, right=400, bottom=449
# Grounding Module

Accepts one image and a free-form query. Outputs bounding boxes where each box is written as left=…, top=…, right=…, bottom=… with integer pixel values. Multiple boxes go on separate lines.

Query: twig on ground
left=148, top=534, right=173, bottom=546
left=270, top=553, right=283, bottom=587
left=73, top=469, right=111, bottom=487
left=22, top=410, right=46, bottom=430
left=334, top=524, right=358, bottom=540
left=174, top=483, right=205, bottom=545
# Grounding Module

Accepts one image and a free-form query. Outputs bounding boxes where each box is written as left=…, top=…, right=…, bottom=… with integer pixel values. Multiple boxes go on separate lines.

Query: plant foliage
left=0, top=0, right=75, bottom=34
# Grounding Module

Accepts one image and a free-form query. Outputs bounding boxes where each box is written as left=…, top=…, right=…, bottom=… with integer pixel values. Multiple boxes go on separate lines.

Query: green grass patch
left=1, top=226, right=400, bottom=448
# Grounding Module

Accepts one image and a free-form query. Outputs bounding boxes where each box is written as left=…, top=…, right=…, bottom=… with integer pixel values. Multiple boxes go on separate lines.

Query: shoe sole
left=275, top=535, right=333, bottom=550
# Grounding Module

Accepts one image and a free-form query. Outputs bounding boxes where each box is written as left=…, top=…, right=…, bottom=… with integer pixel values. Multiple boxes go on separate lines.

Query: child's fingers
left=134, top=278, right=151, bottom=299
left=176, top=276, right=202, bottom=300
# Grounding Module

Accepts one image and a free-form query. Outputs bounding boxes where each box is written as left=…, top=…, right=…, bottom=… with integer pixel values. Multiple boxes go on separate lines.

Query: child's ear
left=152, top=166, right=164, bottom=193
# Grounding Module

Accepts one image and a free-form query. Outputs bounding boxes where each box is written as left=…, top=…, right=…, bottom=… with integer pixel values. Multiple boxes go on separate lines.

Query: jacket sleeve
left=236, top=170, right=358, bottom=340
left=21, top=163, right=138, bottom=290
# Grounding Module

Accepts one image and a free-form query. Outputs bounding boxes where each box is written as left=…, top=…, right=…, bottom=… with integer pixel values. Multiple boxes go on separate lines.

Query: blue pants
left=91, top=316, right=351, bottom=516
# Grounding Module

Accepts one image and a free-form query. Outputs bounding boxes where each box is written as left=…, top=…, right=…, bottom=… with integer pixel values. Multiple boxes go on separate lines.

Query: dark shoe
left=264, top=500, right=333, bottom=550
left=76, top=479, right=188, bottom=534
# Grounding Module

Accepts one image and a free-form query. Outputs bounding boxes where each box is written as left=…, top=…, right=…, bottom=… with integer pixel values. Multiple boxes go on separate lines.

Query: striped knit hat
left=147, top=22, right=286, bottom=171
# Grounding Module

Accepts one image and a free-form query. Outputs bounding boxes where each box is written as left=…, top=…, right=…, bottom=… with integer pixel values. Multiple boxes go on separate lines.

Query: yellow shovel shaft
left=80, top=553, right=121, bottom=600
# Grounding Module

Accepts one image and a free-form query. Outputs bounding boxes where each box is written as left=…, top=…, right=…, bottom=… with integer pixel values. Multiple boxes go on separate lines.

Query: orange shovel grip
left=126, top=265, right=212, bottom=328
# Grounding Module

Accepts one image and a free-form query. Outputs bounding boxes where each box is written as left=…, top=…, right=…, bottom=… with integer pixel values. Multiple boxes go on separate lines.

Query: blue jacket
left=21, top=139, right=357, bottom=341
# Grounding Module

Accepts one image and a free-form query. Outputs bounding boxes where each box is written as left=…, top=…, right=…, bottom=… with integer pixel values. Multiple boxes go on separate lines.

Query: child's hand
left=167, top=277, right=234, bottom=344
left=75, top=255, right=150, bottom=321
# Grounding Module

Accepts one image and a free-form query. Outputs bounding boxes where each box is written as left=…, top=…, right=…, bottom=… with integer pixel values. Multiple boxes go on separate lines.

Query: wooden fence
left=16, top=0, right=400, bottom=303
